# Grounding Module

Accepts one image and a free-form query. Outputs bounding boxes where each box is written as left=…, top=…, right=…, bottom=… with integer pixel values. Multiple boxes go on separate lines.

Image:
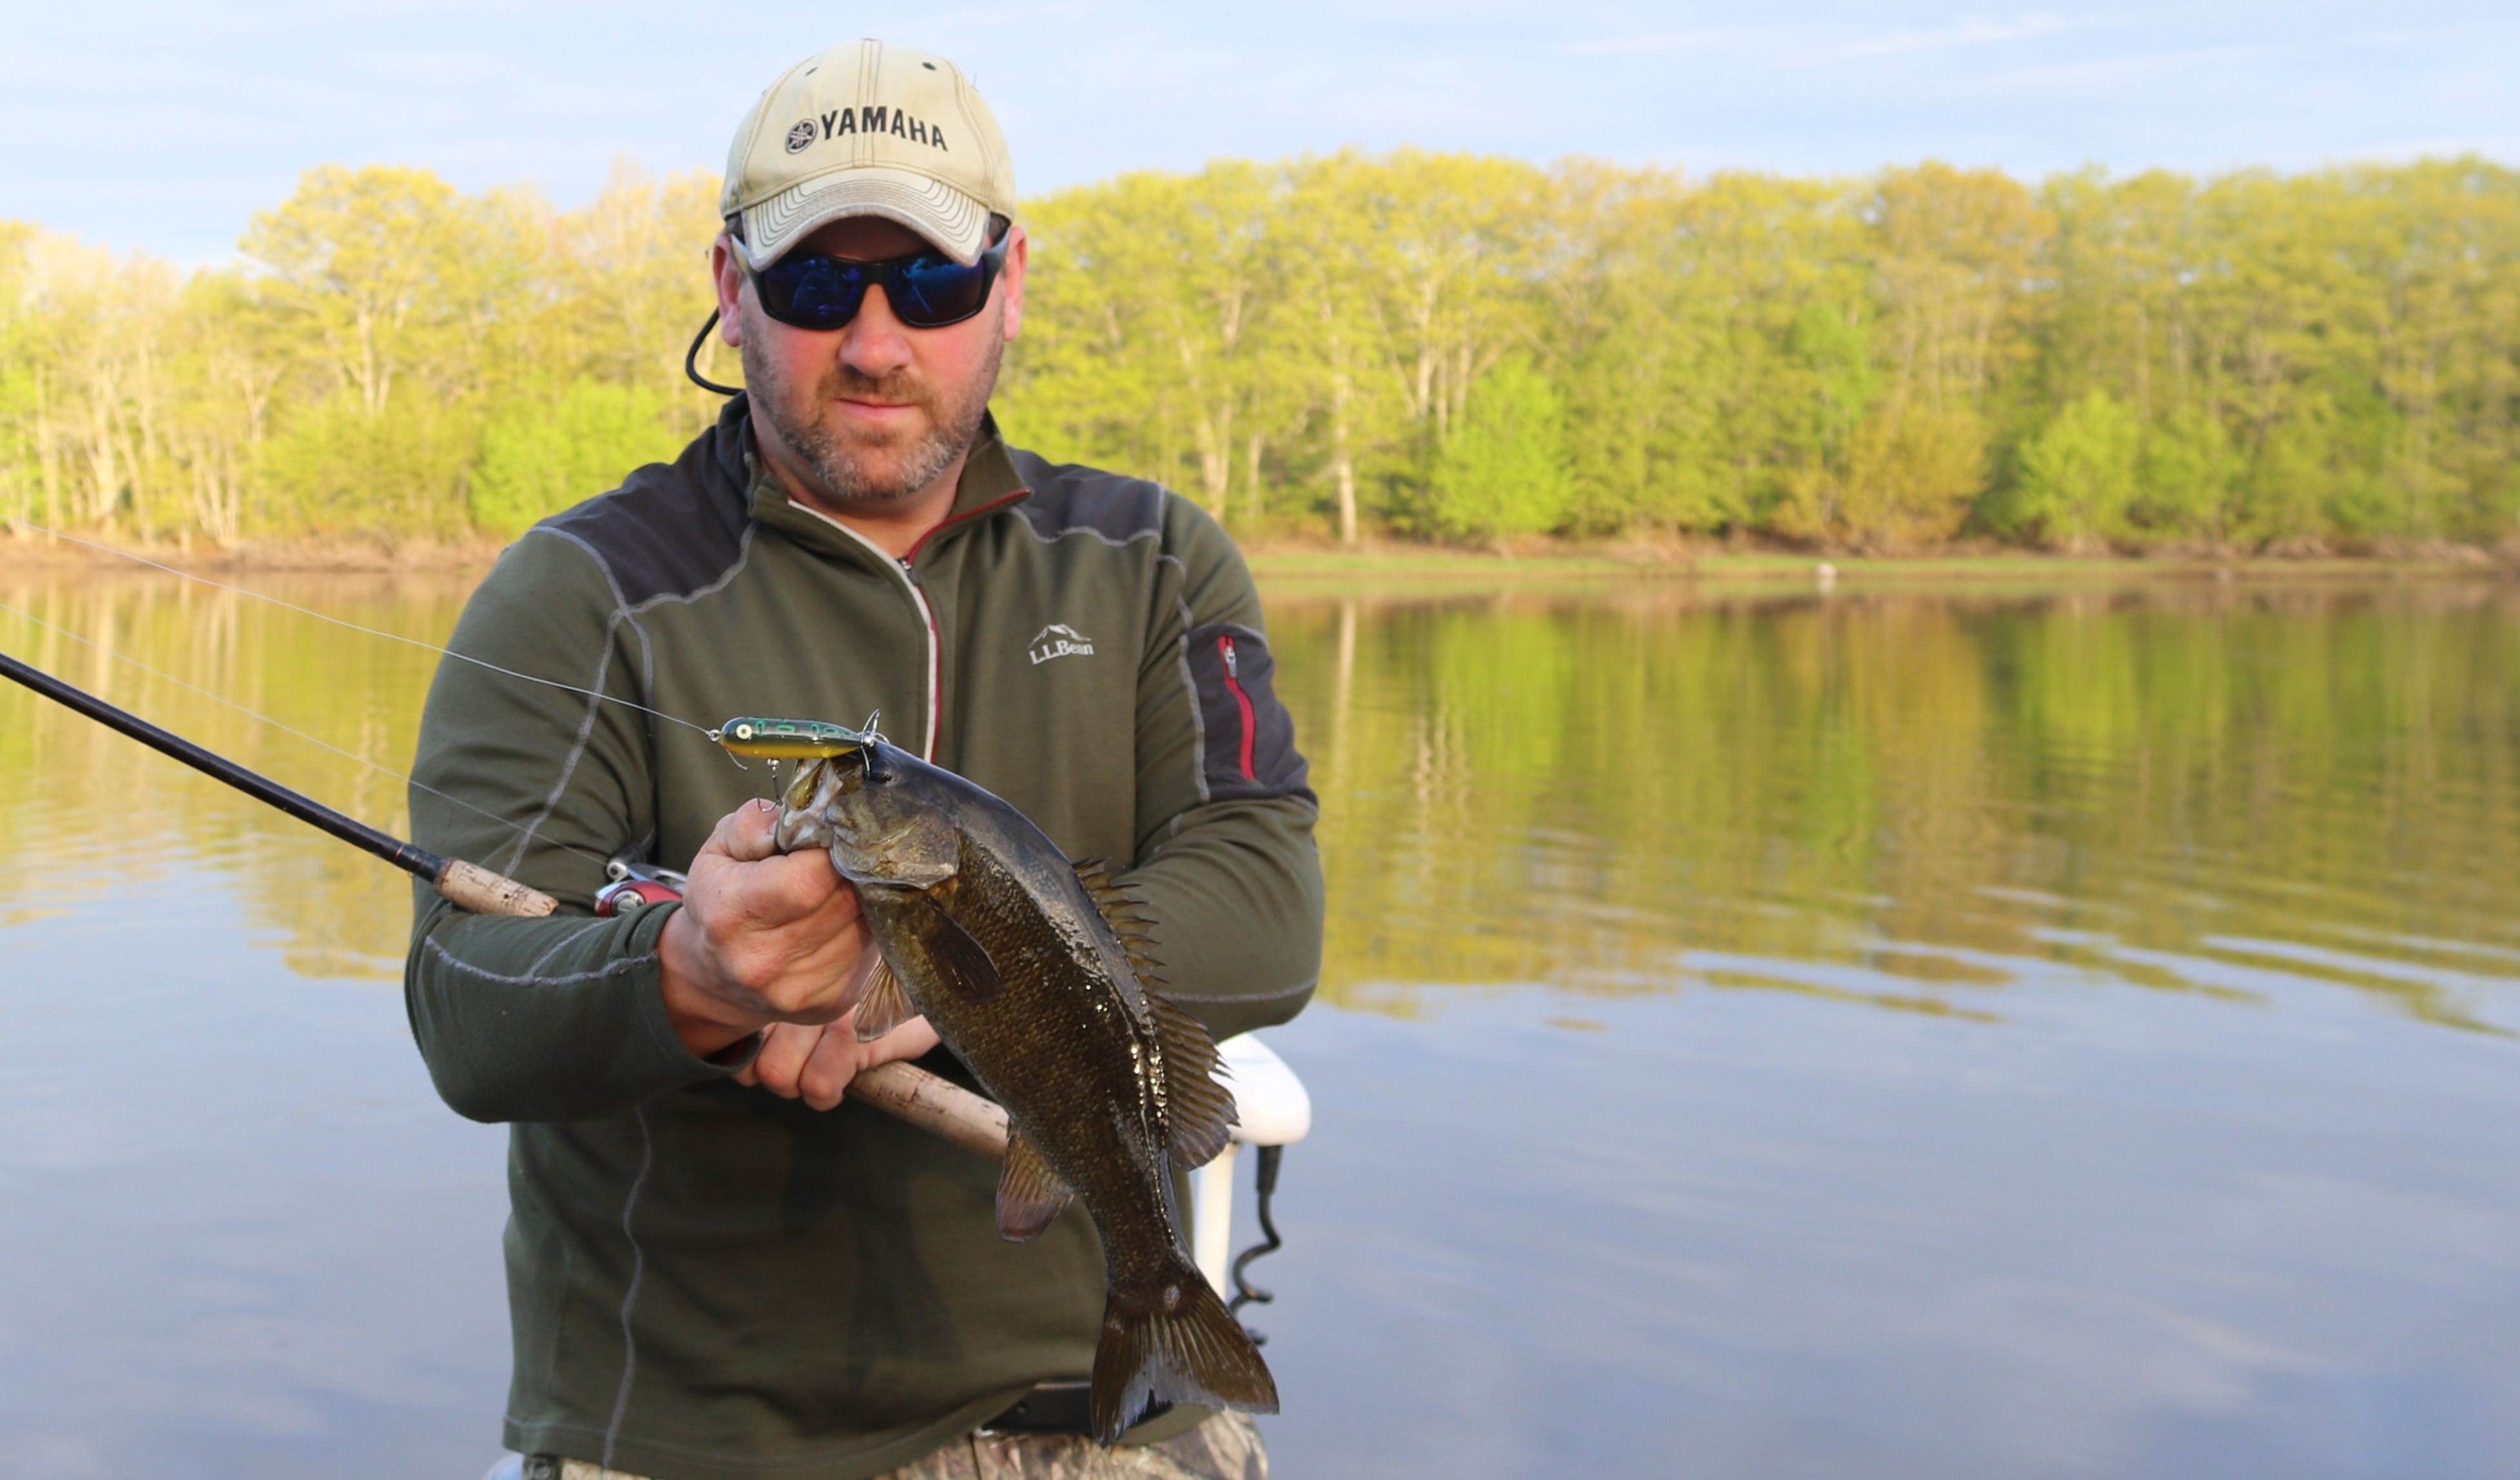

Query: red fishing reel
left=595, top=855, right=687, bottom=918
left=595, top=879, right=681, bottom=916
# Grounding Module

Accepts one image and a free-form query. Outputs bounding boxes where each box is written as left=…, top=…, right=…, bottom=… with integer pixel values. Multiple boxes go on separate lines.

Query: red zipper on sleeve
left=1218, top=635, right=1257, bottom=782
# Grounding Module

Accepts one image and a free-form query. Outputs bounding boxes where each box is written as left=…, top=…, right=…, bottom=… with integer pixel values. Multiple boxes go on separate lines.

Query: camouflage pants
left=551, top=1411, right=1265, bottom=1480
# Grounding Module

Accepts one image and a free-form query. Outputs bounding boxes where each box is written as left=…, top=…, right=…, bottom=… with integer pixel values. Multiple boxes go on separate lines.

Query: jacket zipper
left=890, top=490, right=1025, bottom=764
left=794, top=489, right=1029, bottom=765
left=898, top=558, right=943, bottom=764
left=791, top=506, right=942, bottom=762
left=1219, top=635, right=1257, bottom=782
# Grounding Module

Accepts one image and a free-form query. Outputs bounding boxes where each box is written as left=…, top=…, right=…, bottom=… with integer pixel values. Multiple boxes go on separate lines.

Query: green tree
left=2011, top=390, right=2143, bottom=549
left=2134, top=406, right=2238, bottom=540
left=1430, top=355, right=1573, bottom=541
left=242, top=165, right=532, bottom=415
left=256, top=389, right=478, bottom=538
left=469, top=378, right=683, bottom=537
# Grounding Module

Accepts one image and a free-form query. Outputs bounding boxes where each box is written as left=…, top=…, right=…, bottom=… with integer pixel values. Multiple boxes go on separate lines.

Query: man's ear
left=711, top=233, right=747, bottom=348
left=999, top=224, right=1029, bottom=342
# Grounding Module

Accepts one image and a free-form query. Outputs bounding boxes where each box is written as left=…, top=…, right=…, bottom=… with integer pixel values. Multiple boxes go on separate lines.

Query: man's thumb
left=718, top=797, right=783, bottom=864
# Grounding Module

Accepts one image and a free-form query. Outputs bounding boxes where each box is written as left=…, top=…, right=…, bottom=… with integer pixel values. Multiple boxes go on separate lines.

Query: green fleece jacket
left=403, top=396, right=1323, bottom=1479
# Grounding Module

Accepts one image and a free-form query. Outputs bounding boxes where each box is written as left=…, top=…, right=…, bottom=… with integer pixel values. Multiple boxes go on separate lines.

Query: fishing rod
left=0, top=646, right=1010, bottom=1160
left=1, top=646, right=555, bottom=917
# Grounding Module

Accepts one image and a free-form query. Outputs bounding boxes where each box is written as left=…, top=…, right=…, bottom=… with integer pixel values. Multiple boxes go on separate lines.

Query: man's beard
left=742, top=304, right=1003, bottom=509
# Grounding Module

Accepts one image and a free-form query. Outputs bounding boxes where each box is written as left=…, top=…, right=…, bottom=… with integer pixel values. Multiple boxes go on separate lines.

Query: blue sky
left=5, top=1, right=2516, bottom=264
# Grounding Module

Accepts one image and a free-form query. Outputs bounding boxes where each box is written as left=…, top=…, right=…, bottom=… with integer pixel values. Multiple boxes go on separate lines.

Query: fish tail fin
left=1089, top=1259, right=1279, bottom=1445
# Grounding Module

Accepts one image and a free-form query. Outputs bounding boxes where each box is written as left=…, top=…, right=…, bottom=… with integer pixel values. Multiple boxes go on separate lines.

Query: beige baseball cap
left=722, top=39, right=1018, bottom=268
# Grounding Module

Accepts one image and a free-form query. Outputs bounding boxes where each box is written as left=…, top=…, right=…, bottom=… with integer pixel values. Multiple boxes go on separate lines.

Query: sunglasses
left=749, top=223, right=1009, bottom=332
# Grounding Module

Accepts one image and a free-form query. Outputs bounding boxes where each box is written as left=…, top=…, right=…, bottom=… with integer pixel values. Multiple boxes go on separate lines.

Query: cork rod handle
left=849, top=1060, right=1011, bottom=1162
left=434, top=858, right=560, bottom=918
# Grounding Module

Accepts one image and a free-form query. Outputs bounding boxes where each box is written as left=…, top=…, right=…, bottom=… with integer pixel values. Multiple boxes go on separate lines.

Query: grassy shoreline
left=1, top=528, right=2508, bottom=586
left=1240, top=542, right=2512, bottom=586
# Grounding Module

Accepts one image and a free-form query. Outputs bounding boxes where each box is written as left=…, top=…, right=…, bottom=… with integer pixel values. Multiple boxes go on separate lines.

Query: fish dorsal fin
left=1147, top=990, right=1237, bottom=1169
left=1072, top=857, right=1168, bottom=985
left=996, top=1126, right=1076, bottom=1242
left=850, top=956, right=919, bottom=1043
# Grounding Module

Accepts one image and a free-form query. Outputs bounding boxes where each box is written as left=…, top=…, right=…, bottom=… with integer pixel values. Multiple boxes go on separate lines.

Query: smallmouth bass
left=774, top=739, right=1278, bottom=1445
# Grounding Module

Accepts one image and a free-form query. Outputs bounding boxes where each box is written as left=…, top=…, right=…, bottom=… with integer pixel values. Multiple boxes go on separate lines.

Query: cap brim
left=739, top=166, right=992, bottom=268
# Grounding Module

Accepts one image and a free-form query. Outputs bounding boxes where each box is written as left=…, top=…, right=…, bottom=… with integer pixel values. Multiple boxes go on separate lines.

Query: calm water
left=3, top=568, right=2517, bottom=1478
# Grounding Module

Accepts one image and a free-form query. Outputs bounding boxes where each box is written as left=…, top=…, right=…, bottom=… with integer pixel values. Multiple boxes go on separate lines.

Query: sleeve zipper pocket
left=1218, top=634, right=1257, bottom=782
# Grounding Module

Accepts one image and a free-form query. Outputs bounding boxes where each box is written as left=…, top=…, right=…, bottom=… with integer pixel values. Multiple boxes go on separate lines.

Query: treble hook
left=859, top=709, right=894, bottom=784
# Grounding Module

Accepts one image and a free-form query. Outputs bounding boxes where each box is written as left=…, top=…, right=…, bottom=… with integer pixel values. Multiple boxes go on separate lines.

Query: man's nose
left=838, top=284, right=916, bottom=382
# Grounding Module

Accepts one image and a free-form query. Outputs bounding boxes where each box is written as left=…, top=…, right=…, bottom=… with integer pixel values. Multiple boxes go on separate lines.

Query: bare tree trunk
left=1194, top=406, right=1233, bottom=528
left=34, top=364, right=60, bottom=533
left=87, top=368, right=119, bottom=525
left=1245, top=431, right=1264, bottom=528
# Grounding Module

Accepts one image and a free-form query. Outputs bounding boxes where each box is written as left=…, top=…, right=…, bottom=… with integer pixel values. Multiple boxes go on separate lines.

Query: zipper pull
left=898, top=556, right=920, bottom=586
left=1221, top=634, right=1238, bottom=677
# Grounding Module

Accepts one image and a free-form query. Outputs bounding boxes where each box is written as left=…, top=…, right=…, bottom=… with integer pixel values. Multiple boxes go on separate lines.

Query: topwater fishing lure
left=709, top=715, right=881, bottom=759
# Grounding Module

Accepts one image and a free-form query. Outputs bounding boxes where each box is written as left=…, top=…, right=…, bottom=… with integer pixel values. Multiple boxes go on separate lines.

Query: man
left=405, top=39, right=1323, bottom=1480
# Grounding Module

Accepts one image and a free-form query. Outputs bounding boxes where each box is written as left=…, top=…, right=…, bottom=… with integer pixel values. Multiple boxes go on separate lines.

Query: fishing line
left=0, top=598, right=615, bottom=871
left=15, top=523, right=721, bottom=740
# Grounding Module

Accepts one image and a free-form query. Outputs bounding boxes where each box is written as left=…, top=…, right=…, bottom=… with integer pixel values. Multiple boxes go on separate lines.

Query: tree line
left=3, top=152, right=2517, bottom=552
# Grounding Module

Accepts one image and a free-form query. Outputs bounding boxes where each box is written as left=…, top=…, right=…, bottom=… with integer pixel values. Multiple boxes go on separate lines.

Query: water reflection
left=6, top=573, right=2517, bottom=1031
left=0, top=571, right=464, bottom=978
left=1263, top=581, right=2520, bottom=1033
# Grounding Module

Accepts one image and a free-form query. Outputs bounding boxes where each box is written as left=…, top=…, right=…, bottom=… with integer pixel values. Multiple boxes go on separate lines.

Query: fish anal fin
left=1148, top=990, right=1237, bottom=1169
left=851, top=956, right=919, bottom=1043
left=996, top=1127, right=1076, bottom=1242
left=908, top=893, right=1003, bottom=1003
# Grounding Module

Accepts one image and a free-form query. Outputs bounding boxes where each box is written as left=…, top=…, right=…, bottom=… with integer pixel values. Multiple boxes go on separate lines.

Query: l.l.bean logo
left=1028, top=624, right=1095, bottom=666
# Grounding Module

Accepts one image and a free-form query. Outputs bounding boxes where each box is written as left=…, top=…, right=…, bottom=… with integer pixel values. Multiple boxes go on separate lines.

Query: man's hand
left=660, top=799, right=900, bottom=1061
left=734, top=1012, right=943, bottom=1111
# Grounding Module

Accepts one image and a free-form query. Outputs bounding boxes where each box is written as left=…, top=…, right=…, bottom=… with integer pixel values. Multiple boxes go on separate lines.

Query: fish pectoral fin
left=996, top=1128, right=1076, bottom=1241
left=909, top=892, right=1005, bottom=1003
left=1148, top=990, right=1238, bottom=1169
left=851, top=957, right=919, bottom=1043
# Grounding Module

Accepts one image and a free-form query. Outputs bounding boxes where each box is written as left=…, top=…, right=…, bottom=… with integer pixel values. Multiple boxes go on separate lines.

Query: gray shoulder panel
left=534, top=402, right=753, bottom=607
left=1008, top=448, right=1168, bottom=546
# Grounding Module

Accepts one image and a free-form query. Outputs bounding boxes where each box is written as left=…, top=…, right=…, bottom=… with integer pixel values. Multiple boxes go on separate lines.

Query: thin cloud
left=1562, top=15, right=2115, bottom=67
left=1991, top=43, right=2281, bottom=91
left=1797, top=14, right=2105, bottom=65
left=1559, top=27, right=1763, bottom=57
left=2316, top=132, right=2520, bottom=166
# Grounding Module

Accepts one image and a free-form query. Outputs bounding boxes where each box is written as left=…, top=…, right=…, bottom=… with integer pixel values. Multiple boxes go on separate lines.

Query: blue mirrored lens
left=891, top=257, right=990, bottom=324
left=758, top=256, right=868, bottom=330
